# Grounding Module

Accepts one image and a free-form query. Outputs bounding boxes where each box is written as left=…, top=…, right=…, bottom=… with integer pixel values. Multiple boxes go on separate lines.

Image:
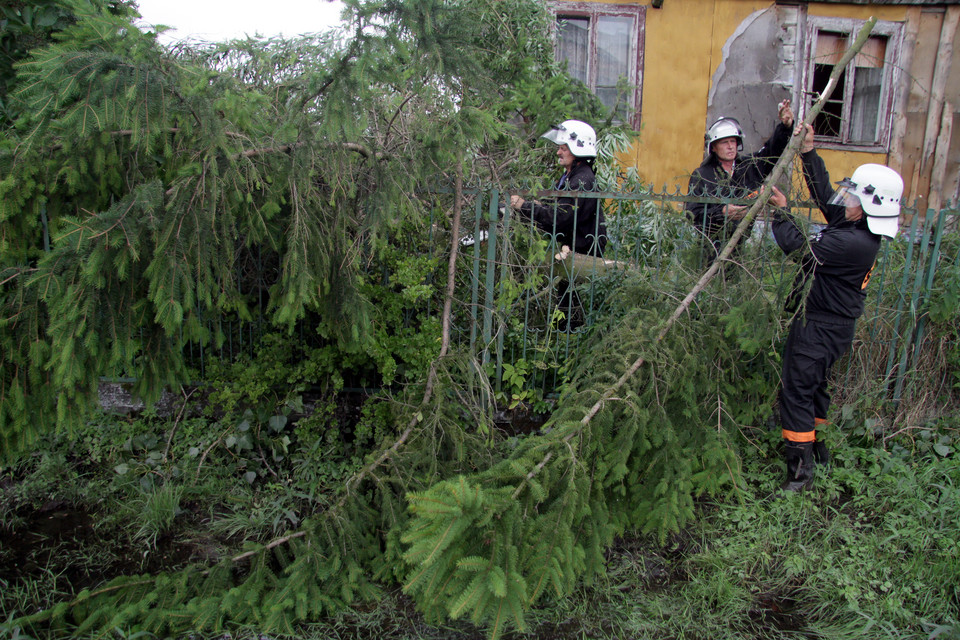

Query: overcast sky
left=134, top=0, right=346, bottom=44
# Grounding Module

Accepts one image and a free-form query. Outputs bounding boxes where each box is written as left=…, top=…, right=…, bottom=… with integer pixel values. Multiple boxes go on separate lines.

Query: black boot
left=812, top=419, right=831, bottom=469
left=781, top=441, right=815, bottom=492
left=813, top=441, right=830, bottom=468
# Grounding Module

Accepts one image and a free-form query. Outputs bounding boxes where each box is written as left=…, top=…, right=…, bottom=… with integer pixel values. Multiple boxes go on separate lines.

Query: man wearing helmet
left=509, top=119, right=607, bottom=330
left=768, top=123, right=903, bottom=492
left=686, top=101, right=795, bottom=264
left=509, top=119, right=607, bottom=257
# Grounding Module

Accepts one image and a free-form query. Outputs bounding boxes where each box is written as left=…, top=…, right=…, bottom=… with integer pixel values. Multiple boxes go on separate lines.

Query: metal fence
left=65, top=181, right=954, bottom=410
left=453, top=185, right=959, bottom=411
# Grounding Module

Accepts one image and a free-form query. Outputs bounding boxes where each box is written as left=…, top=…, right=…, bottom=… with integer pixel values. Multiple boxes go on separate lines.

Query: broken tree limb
left=513, top=17, right=879, bottom=498
left=234, top=154, right=468, bottom=555
left=557, top=250, right=632, bottom=281
left=239, top=16, right=881, bottom=559
left=338, top=155, right=466, bottom=504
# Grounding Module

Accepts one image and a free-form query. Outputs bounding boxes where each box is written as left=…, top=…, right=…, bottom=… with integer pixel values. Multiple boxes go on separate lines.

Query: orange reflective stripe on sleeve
left=782, top=429, right=817, bottom=443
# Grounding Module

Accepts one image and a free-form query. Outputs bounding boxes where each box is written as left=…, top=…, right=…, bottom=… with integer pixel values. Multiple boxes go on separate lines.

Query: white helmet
left=705, top=117, right=744, bottom=153
left=829, top=164, right=903, bottom=238
left=541, top=119, right=597, bottom=157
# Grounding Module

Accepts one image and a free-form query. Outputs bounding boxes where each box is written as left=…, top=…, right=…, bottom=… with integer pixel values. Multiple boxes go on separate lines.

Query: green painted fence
left=454, top=185, right=959, bottom=412
left=68, top=181, right=955, bottom=412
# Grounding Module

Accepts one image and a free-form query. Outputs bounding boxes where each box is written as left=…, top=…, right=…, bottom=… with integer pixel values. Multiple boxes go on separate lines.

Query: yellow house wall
left=627, top=1, right=909, bottom=193
left=628, top=0, right=770, bottom=189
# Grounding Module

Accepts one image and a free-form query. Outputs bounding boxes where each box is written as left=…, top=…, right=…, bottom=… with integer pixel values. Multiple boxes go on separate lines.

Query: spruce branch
left=384, top=92, right=416, bottom=147
left=226, top=150, right=470, bottom=565
left=194, top=422, right=234, bottom=481
left=512, top=16, right=879, bottom=498
left=48, top=129, right=374, bottom=158
left=340, top=155, right=466, bottom=503
left=14, top=577, right=158, bottom=627
left=238, top=144, right=298, bottom=158
left=162, top=387, right=196, bottom=463
left=439, top=158, right=466, bottom=356
left=234, top=141, right=376, bottom=160
left=295, top=29, right=366, bottom=109
left=231, top=531, right=308, bottom=563
left=255, top=429, right=281, bottom=480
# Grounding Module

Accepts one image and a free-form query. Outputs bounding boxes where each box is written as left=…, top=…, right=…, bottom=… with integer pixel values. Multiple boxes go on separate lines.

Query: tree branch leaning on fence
left=512, top=17, right=879, bottom=497
left=212, top=15, right=882, bottom=592
left=233, top=16, right=881, bottom=558
left=339, top=154, right=467, bottom=504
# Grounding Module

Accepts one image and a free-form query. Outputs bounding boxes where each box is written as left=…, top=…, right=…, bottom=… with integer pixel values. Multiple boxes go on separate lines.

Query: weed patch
left=2, top=408, right=958, bottom=639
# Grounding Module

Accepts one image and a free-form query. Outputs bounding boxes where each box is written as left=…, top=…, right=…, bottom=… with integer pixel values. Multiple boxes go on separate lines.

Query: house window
left=804, top=17, right=902, bottom=150
left=550, top=2, right=645, bottom=126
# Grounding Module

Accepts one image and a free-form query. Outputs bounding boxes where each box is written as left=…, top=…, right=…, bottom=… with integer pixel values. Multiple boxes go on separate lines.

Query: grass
left=1, top=411, right=959, bottom=640
left=131, top=483, right=184, bottom=548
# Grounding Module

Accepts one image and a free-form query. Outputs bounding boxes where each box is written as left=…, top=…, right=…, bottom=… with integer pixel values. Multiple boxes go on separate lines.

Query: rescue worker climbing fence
left=769, top=123, right=904, bottom=492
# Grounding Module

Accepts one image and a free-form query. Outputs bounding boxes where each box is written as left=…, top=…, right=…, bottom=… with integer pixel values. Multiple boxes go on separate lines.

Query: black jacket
left=520, top=160, right=607, bottom=256
left=686, top=122, right=792, bottom=236
left=772, top=149, right=881, bottom=323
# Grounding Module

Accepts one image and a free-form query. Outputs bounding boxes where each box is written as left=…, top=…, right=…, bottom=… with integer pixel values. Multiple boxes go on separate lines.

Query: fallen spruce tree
left=2, top=6, right=885, bottom=639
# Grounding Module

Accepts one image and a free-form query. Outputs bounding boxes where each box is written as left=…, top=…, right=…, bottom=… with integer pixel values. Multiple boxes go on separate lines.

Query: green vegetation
left=1, top=219, right=957, bottom=637
left=2, top=408, right=958, bottom=639
left=0, top=0, right=611, bottom=453
left=1, top=0, right=135, bottom=126
left=1, top=0, right=958, bottom=639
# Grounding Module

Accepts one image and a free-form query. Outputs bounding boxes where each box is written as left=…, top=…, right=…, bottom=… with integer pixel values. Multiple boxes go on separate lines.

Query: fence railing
left=72, top=182, right=954, bottom=413
left=452, top=185, right=959, bottom=412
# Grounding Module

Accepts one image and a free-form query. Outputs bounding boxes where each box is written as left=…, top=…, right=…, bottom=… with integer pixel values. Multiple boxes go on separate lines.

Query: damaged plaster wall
left=705, top=6, right=795, bottom=154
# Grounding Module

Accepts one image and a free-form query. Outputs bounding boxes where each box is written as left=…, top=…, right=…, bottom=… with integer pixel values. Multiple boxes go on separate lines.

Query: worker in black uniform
left=510, top=119, right=606, bottom=257
left=510, top=119, right=606, bottom=329
left=686, top=100, right=795, bottom=265
left=768, top=123, right=903, bottom=492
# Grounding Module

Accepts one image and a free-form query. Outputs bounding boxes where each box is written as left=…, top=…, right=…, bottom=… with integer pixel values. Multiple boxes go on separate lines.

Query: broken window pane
left=812, top=31, right=844, bottom=137
left=812, top=62, right=845, bottom=138
left=808, top=28, right=891, bottom=146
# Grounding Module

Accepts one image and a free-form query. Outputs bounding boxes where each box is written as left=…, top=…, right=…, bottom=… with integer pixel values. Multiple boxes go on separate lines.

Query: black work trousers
left=779, top=314, right=855, bottom=442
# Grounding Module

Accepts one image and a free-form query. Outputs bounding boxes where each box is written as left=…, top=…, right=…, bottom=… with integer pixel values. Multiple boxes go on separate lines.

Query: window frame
left=548, top=1, right=645, bottom=128
left=800, top=16, right=903, bottom=153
